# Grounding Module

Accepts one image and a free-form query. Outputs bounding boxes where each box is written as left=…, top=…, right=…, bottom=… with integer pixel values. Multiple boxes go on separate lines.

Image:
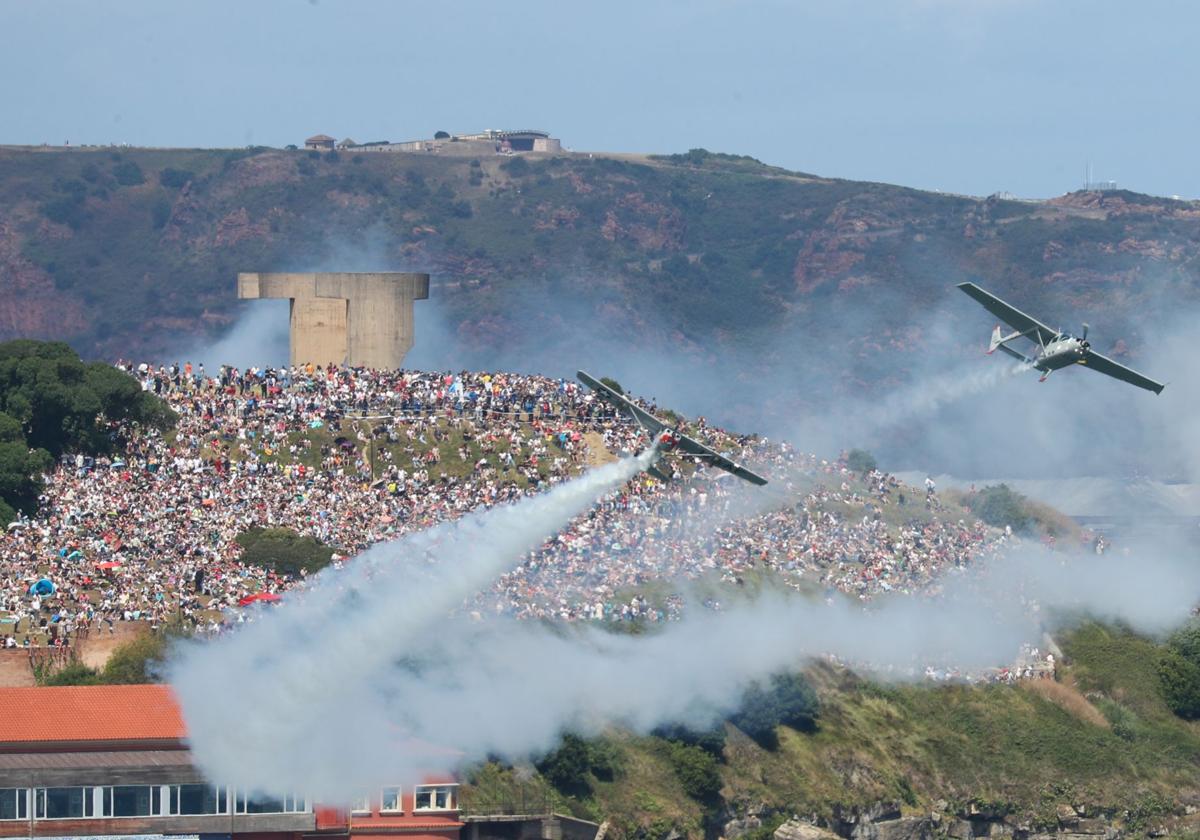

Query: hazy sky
left=2, top=0, right=1195, bottom=198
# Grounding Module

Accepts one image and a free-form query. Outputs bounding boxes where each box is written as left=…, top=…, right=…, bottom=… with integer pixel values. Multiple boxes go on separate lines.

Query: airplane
left=957, top=282, right=1164, bottom=394
left=576, top=371, right=768, bottom=486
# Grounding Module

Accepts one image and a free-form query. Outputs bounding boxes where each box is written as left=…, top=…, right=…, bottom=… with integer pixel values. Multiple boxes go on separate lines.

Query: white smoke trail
left=172, top=465, right=1198, bottom=805
left=169, top=448, right=656, bottom=800
left=872, top=359, right=1032, bottom=425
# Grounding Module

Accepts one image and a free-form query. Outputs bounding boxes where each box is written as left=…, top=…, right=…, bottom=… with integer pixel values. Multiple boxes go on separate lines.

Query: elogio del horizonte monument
left=237, top=272, right=430, bottom=368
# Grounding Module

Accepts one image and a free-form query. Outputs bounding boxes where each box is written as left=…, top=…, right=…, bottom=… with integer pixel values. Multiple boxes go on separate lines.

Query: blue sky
left=2, top=0, right=1195, bottom=198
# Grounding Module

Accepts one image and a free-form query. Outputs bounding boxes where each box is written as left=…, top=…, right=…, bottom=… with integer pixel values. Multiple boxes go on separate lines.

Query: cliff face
left=0, top=147, right=1195, bottom=387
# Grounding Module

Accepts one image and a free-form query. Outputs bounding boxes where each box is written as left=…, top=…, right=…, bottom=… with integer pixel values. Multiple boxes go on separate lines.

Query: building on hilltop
left=352, top=130, right=561, bottom=156
left=305, top=134, right=337, bottom=151
left=0, top=684, right=464, bottom=840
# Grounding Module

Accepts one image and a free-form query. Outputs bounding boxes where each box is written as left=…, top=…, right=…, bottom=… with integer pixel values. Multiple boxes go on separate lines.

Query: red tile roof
left=0, top=685, right=185, bottom=745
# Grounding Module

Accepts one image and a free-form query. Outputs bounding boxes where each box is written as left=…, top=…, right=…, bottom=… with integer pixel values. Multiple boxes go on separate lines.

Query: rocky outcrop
left=756, top=799, right=1187, bottom=840
left=775, top=821, right=843, bottom=840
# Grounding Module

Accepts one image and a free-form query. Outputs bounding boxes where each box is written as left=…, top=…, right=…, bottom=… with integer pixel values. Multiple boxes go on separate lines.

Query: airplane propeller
left=1081, top=323, right=1089, bottom=340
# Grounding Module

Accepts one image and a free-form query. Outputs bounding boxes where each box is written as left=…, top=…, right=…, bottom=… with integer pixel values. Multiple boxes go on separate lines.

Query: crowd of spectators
left=0, top=361, right=1048, bottom=678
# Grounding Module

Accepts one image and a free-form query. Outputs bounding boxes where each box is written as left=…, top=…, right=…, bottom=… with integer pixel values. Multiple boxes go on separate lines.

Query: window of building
left=0, top=789, right=27, bottom=821
left=413, top=785, right=457, bottom=811
left=380, top=787, right=402, bottom=813
left=351, top=795, right=371, bottom=815
left=103, top=785, right=159, bottom=817
left=170, top=784, right=227, bottom=816
left=35, top=787, right=97, bottom=819
left=235, top=791, right=308, bottom=814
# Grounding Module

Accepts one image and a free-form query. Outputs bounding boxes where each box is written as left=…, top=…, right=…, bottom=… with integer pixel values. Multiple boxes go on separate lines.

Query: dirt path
left=583, top=432, right=617, bottom=468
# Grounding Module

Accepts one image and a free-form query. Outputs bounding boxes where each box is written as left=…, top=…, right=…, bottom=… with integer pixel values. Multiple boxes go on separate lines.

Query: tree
left=1168, top=620, right=1200, bottom=665
left=599, top=377, right=624, bottom=395
left=971, top=484, right=1032, bottom=532
left=730, top=671, right=819, bottom=749
left=0, top=340, right=175, bottom=522
left=536, top=733, right=591, bottom=796
left=1158, top=649, right=1200, bottom=719
left=0, top=440, right=53, bottom=523
left=434, top=130, right=451, bottom=140
left=846, top=448, right=876, bottom=474
left=236, top=527, right=335, bottom=577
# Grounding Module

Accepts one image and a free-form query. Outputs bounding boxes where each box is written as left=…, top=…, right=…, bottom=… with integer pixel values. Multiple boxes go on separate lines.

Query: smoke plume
left=170, top=459, right=1198, bottom=804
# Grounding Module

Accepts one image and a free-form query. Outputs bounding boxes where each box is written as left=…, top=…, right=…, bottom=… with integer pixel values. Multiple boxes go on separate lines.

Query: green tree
left=1157, top=649, right=1200, bottom=719
left=1168, top=619, right=1200, bottom=665
left=0, top=340, right=175, bottom=458
left=536, top=733, right=591, bottom=796
left=236, top=527, right=335, bottom=577
left=730, top=671, right=819, bottom=749
left=971, top=484, right=1032, bottom=532
left=846, top=448, right=877, bottom=474
left=434, top=130, right=451, bottom=140
left=0, top=440, right=53, bottom=524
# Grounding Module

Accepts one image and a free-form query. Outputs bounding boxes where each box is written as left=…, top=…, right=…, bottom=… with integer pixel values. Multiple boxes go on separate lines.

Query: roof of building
left=306, top=134, right=336, bottom=143
left=0, top=685, right=186, bottom=746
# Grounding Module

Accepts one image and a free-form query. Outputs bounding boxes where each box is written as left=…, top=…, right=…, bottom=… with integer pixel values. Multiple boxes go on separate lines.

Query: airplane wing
left=1078, top=351, right=1165, bottom=395
left=674, top=434, right=769, bottom=486
left=577, top=371, right=768, bottom=485
left=576, top=371, right=666, bottom=433
left=957, top=282, right=1060, bottom=345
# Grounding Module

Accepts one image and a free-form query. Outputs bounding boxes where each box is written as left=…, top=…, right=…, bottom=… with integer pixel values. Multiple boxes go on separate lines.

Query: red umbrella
left=237, top=592, right=283, bottom=606
left=94, top=561, right=121, bottom=570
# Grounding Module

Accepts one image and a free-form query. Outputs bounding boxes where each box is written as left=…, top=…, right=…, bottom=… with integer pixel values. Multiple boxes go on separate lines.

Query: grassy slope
left=462, top=624, right=1200, bottom=838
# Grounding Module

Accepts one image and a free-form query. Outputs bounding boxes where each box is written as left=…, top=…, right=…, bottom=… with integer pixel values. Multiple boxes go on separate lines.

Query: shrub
left=662, top=740, right=722, bottom=805
left=151, top=198, right=171, bottom=229
left=41, top=662, right=102, bottom=686
left=102, top=633, right=168, bottom=684
left=112, top=160, right=144, bottom=186
left=652, top=722, right=726, bottom=759
left=43, top=194, right=87, bottom=229
left=236, top=527, right=334, bottom=577
left=730, top=671, right=819, bottom=749
left=501, top=156, right=529, bottom=176
left=158, top=168, right=194, bottom=188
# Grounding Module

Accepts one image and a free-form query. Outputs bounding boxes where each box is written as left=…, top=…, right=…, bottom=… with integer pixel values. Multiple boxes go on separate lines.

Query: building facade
left=0, top=685, right=462, bottom=840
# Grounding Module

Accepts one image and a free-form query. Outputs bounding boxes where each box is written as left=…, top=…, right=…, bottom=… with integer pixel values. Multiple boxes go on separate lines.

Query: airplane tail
left=987, top=325, right=1004, bottom=355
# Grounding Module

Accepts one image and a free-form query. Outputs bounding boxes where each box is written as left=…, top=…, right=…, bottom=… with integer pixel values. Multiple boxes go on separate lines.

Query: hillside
left=463, top=623, right=1200, bottom=840
left=2, top=145, right=1197, bottom=393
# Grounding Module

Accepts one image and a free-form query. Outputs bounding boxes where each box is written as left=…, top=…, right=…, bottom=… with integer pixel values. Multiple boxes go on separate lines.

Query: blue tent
left=28, top=579, right=55, bottom=596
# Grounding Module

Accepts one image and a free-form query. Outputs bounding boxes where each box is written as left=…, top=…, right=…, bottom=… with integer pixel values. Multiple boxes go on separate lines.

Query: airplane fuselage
left=1034, top=335, right=1090, bottom=372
